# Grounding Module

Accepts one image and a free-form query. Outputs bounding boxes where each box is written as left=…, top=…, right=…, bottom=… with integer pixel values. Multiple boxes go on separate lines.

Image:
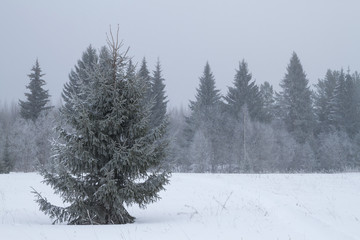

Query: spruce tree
left=260, top=81, right=275, bottom=122
left=186, top=62, right=222, bottom=172
left=224, top=60, right=264, bottom=122
left=276, top=52, right=314, bottom=143
left=138, top=57, right=152, bottom=103
left=0, top=136, right=11, bottom=174
left=341, top=72, right=360, bottom=137
left=19, top=60, right=52, bottom=121
left=62, top=45, right=98, bottom=113
left=126, top=59, right=136, bottom=80
left=150, top=60, right=168, bottom=129
left=33, top=36, right=169, bottom=225
left=327, top=70, right=345, bottom=130
left=327, top=69, right=360, bottom=136
left=314, top=70, right=339, bottom=134
left=189, top=62, right=221, bottom=120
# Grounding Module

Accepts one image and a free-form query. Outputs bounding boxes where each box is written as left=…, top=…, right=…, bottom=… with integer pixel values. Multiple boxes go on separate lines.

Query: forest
left=1, top=46, right=360, bottom=174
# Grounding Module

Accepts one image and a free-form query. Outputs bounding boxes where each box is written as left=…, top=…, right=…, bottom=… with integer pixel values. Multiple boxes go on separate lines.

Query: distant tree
left=327, top=70, right=360, bottom=137
left=150, top=60, right=168, bottom=129
left=342, top=73, right=360, bottom=137
left=316, top=131, right=354, bottom=171
left=9, top=118, right=38, bottom=172
left=62, top=45, right=98, bottom=113
left=314, top=69, right=339, bottom=134
left=189, top=129, right=212, bottom=172
left=276, top=52, right=314, bottom=143
left=224, top=60, right=265, bottom=122
left=33, top=35, right=169, bottom=225
left=260, top=81, right=275, bottom=122
left=19, top=60, right=52, bottom=121
left=167, top=107, right=191, bottom=172
left=126, top=59, right=136, bottom=79
left=186, top=62, right=222, bottom=172
left=138, top=57, right=152, bottom=103
left=0, top=136, right=12, bottom=174
left=327, top=70, right=346, bottom=131
left=189, top=62, right=222, bottom=117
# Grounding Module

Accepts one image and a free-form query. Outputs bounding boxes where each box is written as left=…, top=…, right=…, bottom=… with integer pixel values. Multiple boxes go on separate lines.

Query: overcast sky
left=1, top=0, right=359, bottom=108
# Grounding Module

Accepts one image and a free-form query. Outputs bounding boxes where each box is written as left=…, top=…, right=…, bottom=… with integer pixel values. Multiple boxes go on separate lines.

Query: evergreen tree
left=186, top=62, right=222, bottom=172
left=189, top=62, right=221, bottom=121
left=19, top=60, right=52, bottom=121
left=138, top=57, right=152, bottom=103
left=327, top=70, right=345, bottom=131
left=260, top=81, right=275, bottom=122
left=62, top=45, right=98, bottom=113
left=126, top=59, right=136, bottom=80
left=276, top=52, right=314, bottom=143
left=0, top=136, right=11, bottom=174
left=326, top=69, right=360, bottom=137
left=33, top=37, right=169, bottom=225
left=224, top=60, right=265, bottom=122
left=342, top=72, right=360, bottom=137
left=150, top=60, right=168, bottom=129
left=314, top=69, right=338, bottom=134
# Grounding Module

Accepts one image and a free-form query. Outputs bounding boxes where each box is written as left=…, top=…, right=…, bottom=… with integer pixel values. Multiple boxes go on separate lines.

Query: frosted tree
left=19, top=59, right=52, bottom=121
left=224, top=60, right=265, bottom=122
left=276, top=52, right=314, bottom=143
left=186, top=62, right=222, bottom=172
left=33, top=33, right=169, bottom=225
left=189, top=129, right=212, bottom=172
left=138, top=57, right=152, bottom=103
left=126, top=59, right=136, bottom=80
left=150, top=60, right=168, bottom=129
left=291, top=142, right=316, bottom=172
left=325, top=70, right=360, bottom=137
left=314, top=69, right=339, bottom=134
left=341, top=73, right=360, bottom=137
left=0, top=136, right=12, bottom=174
left=260, top=81, right=275, bottom=122
left=316, top=131, right=354, bottom=171
left=62, top=45, right=98, bottom=113
left=9, top=118, right=38, bottom=172
left=167, top=107, right=193, bottom=172
left=189, top=62, right=221, bottom=115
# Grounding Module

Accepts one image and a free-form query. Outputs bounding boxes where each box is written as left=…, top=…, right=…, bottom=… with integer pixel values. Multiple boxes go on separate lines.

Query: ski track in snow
left=1, top=173, right=360, bottom=240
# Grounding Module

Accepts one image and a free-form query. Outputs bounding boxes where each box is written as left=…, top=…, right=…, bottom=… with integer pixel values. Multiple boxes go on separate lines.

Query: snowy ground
left=1, top=173, right=360, bottom=240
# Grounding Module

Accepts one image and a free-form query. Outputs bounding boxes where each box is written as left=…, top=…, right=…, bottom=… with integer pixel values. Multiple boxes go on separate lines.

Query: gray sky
left=1, top=0, right=359, bottom=108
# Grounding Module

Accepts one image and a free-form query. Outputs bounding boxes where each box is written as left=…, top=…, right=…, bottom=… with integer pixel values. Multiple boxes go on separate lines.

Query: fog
left=1, top=0, right=359, bottom=107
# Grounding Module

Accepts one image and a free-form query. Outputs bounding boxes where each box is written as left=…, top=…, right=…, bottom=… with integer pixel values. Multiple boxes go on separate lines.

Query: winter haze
left=1, top=0, right=359, bottom=107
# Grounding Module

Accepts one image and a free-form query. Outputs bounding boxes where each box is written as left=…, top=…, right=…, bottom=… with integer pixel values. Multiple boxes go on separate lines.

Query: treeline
left=168, top=53, right=360, bottom=173
left=1, top=50, right=360, bottom=173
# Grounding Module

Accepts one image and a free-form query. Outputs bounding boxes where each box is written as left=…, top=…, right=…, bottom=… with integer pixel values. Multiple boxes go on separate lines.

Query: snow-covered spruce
left=33, top=35, right=169, bottom=225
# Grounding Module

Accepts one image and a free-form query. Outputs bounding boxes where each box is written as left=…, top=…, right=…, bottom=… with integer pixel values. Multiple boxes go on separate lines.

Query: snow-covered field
left=1, top=173, right=360, bottom=240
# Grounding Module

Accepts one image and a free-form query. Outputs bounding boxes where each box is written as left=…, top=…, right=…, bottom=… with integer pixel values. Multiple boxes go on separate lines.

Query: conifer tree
left=260, top=81, right=275, bottom=122
left=33, top=34, right=169, bottom=225
left=276, top=52, right=314, bottom=143
left=340, top=73, right=360, bottom=137
left=0, top=136, right=11, bottom=174
left=224, top=60, right=264, bottom=122
left=138, top=57, right=152, bottom=103
left=314, top=70, right=339, bottom=134
left=189, top=62, right=221, bottom=120
left=62, top=45, right=98, bottom=113
left=150, top=60, right=168, bottom=129
left=126, top=59, right=136, bottom=80
left=186, top=62, right=222, bottom=172
left=326, top=69, right=360, bottom=136
left=19, top=60, right=52, bottom=121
